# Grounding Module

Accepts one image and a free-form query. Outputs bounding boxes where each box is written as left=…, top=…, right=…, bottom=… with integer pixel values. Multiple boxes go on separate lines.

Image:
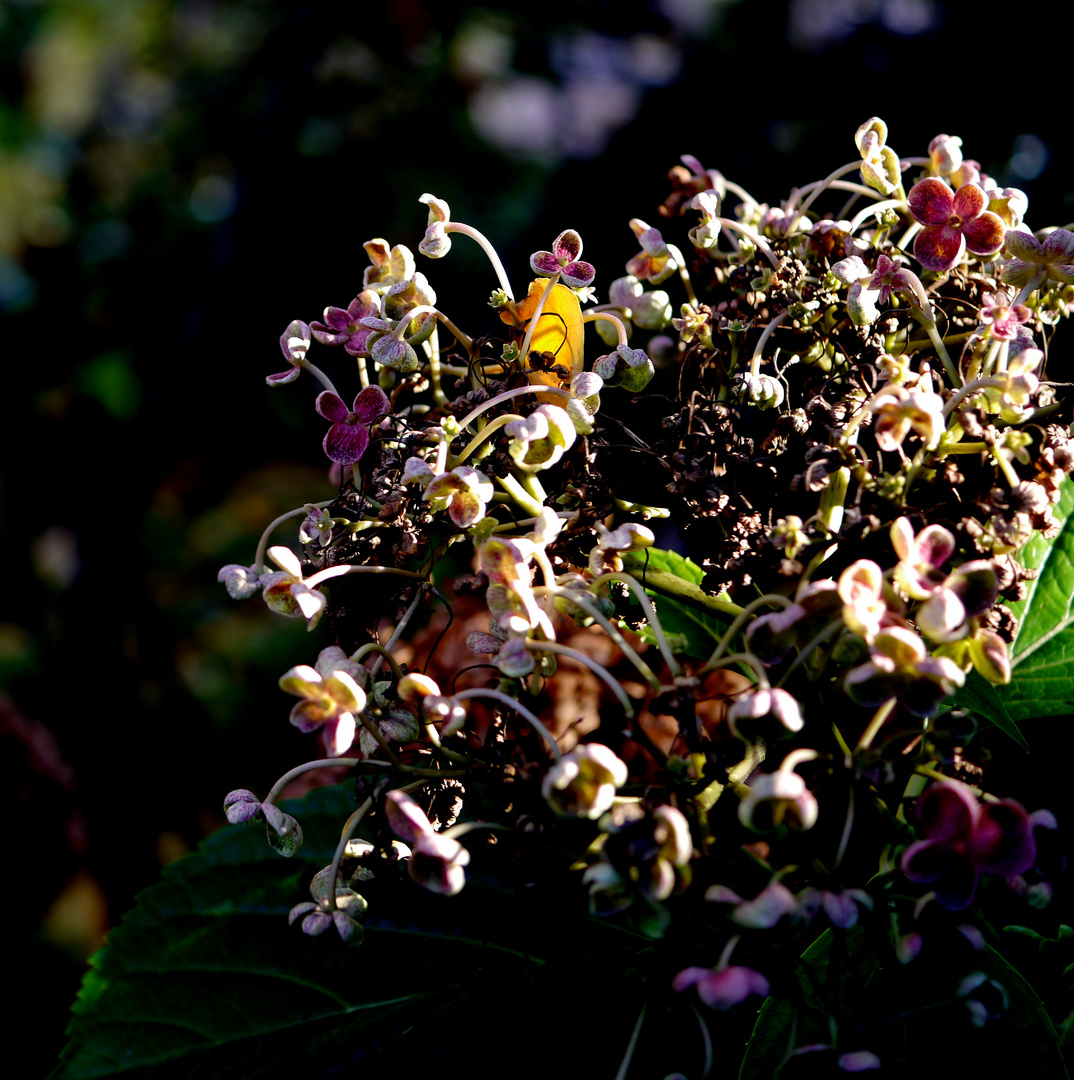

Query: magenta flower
left=269, top=320, right=311, bottom=386
left=907, top=178, right=1006, bottom=272
left=315, top=385, right=390, bottom=465
left=902, top=779, right=1036, bottom=910
left=979, top=292, right=1032, bottom=342
left=310, top=291, right=381, bottom=356
left=673, top=965, right=770, bottom=1010
left=530, top=229, right=595, bottom=289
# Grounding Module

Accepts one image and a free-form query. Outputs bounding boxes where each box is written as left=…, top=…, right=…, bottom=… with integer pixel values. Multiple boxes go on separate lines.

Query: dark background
left=5, top=1, right=1072, bottom=1074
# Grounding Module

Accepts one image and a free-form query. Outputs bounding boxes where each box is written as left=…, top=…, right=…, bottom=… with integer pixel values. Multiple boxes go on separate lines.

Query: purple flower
left=310, top=292, right=381, bottom=356
left=530, top=229, right=595, bottom=289
left=269, top=320, right=311, bottom=386
left=902, top=779, right=1036, bottom=910
left=907, top=178, right=1006, bottom=272
left=1001, top=228, right=1074, bottom=289
left=315, top=385, right=390, bottom=465
left=673, top=964, right=770, bottom=1010
left=385, top=789, right=470, bottom=896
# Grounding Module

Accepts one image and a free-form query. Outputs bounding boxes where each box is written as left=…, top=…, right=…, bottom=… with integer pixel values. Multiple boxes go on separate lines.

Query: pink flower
left=625, top=219, right=674, bottom=284
left=542, top=744, right=628, bottom=819
left=907, top=178, right=1006, bottom=272
left=844, top=626, right=964, bottom=717
left=902, top=779, right=1036, bottom=910
left=315, top=385, right=390, bottom=465
left=530, top=229, right=595, bottom=289
left=260, top=545, right=350, bottom=630
left=310, top=291, right=381, bottom=356
left=385, top=790, right=470, bottom=896
left=673, top=965, right=770, bottom=1010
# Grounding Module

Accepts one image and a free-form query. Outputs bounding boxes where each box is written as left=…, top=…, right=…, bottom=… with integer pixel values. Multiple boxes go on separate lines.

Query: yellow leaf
left=501, top=279, right=584, bottom=394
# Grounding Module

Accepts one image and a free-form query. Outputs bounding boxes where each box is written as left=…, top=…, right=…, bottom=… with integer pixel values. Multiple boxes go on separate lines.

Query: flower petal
left=324, top=421, right=369, bottom=465
left=914, top=224, right=965, bottom=272
left=908, top=178, right=955, bottom=226
left=316, top=391, right=350, bottom=423
left=962, top=212, right=1006, bottom=257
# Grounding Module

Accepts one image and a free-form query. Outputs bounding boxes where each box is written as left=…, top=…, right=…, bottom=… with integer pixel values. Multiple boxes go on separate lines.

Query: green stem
left=455, top=384, right=570, bottom=432
left=497, top=473, right=545, bottom=517
left=705, top=593, right=793, bottom=667
left=326, top=797, right=373, bottom=914
left=856, top=698, right=896, bottom=751
left=542, top=586, right=662, bottom=691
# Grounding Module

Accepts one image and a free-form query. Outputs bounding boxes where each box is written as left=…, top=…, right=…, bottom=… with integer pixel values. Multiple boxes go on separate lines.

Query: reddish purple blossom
left=315, top=385, right=390, bottom=465
left=310, top=292, right=381, bottom=356
left=673, top=964, right=770, bottom=1010
left=530, top=229, right=595, bottom=289
left=907, top=178, right=1006, bottom=272
left=901, top=779, right=1036, bottom=910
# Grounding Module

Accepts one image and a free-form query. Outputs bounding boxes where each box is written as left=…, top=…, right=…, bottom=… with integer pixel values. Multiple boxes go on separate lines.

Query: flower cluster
left=215, top=120, right=1071, bottom=1074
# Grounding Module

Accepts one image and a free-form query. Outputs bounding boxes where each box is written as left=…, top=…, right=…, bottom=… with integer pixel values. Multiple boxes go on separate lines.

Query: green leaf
left=740, top=925, right=1067, bottom=1078
left=994, top=478, right=1074, bottom=721
left=623, top=547, right=738, bottom=659
left=53, top=785, right=650, bottom=1080
left=950, top=670, right=1028, bottom=750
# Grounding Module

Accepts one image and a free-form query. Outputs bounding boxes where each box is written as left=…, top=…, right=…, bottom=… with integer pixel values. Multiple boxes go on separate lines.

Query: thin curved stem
left=455, top=384, right=570, bottom=432
left=326, top=797, right=373, bottom=914
left=303, top=361, right=340, bottom=397
left=517, top=273, right=562, bottom=362
left=445, top=222, right=515, bottom=300
left=705, top=594, right=793, bottom=668
left=255, top=504, right=333, bottom=573
left=523, top=639, right=635, bottom=716
left=265, top=758, right=361, bottom=806
left=453, top=687, right=561, bottom=759
left=581, top=310, right=629, bottom=346
left=590, top=570, right=682, bottom=677
left=542, top=586, right=662, bottom=691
